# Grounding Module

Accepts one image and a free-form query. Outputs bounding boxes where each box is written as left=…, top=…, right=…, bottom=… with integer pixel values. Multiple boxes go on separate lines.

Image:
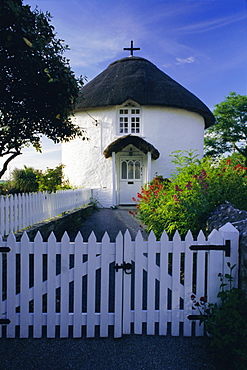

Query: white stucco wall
left=62, top=105, right=205, bottom=207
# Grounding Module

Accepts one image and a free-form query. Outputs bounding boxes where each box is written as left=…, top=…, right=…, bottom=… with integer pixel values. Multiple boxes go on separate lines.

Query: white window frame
left=117, top=101, right=141, bottom=135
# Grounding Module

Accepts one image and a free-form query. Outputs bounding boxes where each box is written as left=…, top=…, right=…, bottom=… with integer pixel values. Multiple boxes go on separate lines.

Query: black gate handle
left=114, top=262, right=133, bottom=274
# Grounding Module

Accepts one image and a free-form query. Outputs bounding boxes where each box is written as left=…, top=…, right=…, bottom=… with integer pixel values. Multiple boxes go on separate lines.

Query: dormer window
left=118, top=102, right=141, bottom=135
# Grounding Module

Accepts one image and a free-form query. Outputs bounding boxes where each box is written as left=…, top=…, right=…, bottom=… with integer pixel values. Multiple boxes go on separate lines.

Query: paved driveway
left=74, top=208, right=149, bottom=241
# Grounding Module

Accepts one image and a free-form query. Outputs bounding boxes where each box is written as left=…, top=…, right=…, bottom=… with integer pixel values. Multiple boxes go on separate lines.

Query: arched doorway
left=103, top=135, right=159, bottom=206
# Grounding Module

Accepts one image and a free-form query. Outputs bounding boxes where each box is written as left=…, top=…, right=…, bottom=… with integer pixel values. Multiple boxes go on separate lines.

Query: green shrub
left=36, top=164, right=70, bottom=193
left=10, top=166, right=39, bottom=193
left=192, top=263, right=247, bottom=369
left=135, top=153, right=247, bottom=238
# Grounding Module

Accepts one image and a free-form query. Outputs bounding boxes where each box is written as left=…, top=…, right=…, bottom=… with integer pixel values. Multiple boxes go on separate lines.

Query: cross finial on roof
left=123, top=40, right=140, bottom=56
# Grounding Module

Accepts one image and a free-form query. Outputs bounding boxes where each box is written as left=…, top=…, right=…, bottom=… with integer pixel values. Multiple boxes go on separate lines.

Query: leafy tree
left=37, top=164, right=70, bottom=193
left=0, top=0, right=85, bottom=179
left=204, top=92, right=247, bottom=164
left=11, top=165, right=38, bottom=193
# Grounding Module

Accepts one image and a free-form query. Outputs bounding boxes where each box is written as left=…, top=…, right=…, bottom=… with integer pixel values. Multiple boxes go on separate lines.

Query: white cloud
left=176, top=14, right=246, bottom=34
left=176, top=56, right=195, bottom=65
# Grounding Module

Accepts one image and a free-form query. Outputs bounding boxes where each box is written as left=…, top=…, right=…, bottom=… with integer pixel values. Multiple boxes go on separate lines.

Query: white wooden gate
left=0, top=222, right=238, bottom=338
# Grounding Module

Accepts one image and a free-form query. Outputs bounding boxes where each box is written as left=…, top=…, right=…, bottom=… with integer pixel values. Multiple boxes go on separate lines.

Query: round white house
left=62, top=54, right=215, bottom=208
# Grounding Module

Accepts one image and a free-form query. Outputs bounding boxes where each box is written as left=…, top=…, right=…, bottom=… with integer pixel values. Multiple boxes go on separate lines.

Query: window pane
left=128, top=161, right=134, bottom=179
left=122, top=161, right=127, bottom=179
left=135, top=161, right=140, bottom=179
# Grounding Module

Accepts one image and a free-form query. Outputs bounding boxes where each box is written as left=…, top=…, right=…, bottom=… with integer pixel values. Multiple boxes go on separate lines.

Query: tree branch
left=0, top=152, right=22, bottom=179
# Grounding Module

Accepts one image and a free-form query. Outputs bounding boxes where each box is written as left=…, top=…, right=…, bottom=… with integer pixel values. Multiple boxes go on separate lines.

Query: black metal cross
left=123, top=40, right=140, bottom=56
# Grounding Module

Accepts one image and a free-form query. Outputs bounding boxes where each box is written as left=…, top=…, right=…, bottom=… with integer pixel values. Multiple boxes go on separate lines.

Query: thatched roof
left=76, top=56, right=215, bottom=128
left=103, top=135, right=160, bottom=159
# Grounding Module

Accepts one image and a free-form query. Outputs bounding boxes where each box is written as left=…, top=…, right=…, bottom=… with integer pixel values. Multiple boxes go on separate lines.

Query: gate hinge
left=0, top=319, right=10, bottom=325
left=114, top=262, right=133, bottom=274
left=189, top=240, right=230, bottom=257
left=0, top=247, right=11, bottom=253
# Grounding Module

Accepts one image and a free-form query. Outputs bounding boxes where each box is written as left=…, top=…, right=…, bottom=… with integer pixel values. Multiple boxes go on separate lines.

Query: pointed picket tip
left=61, top=231, right=70, bottom=243
left=208, top=227, right=224, bottom=244
left=7, top=231, right=16, bottom=243
left=196, top=229, right=206, bottom=243
left=185, top=229, right=193, bottom=242
left=147, top=230, right=157, bottom=244
left=124, top=229, right=132, bottom=243
left=219, top=222, right=239, bottom=234
left=135, top=230, right=143, bottom=241
left=75, top=231, right=83, bottom=243
left=102, top=231, right=110, bottom=243
left=116, top=231, right=123, bottom=243
left=173, top=229, right=181, bottom=242
left=21, top=231, right=30, bottom=242
left=34, top=231, right=43, bottom=243
left=160, top=230, right=169, bottom=242
left=88, top=231, right=97, bottom=243
left=48, top=231, right=56, bottom=243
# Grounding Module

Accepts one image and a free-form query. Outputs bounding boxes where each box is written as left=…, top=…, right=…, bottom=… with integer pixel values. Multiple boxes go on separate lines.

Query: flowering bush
left=135, top=153, right=247, bottom=238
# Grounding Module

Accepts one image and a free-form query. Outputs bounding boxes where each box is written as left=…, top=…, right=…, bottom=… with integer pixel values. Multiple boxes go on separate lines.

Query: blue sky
left=2, top=0, right=247, bottom=178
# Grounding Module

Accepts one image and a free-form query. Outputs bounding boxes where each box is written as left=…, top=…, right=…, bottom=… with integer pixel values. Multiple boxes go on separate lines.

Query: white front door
left=119, top=157, right=143, bottom=204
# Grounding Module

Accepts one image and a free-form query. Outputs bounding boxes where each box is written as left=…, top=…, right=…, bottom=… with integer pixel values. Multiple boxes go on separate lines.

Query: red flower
left=186, top=181, right=192, bottom=190
left=226, top=159, right=231, bottom=165
left=200, top=296, right=207, bottom=304
left=175, top=185, right=183, bottom=192
left=132, top=197, right=137, bottom=202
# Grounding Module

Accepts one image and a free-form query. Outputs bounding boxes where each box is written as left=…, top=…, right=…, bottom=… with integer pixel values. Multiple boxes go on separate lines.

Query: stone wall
left=207, top=202, right=247, bottom=294
left=12, top=205, right=93, bottom=242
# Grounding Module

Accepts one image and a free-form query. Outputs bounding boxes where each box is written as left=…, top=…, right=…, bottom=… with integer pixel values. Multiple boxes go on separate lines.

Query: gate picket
left=33, top=232, right=43, bottom=338
left=47, top=232, right=56, bottom=338
left=171, top=231, right=181, bottom=336
left=183, top=230, right=194, bottom=336
left=134, top=231, right=144, bottom=334
left=87, top=232, right=97, bottom=337
left=147, top=231, right=156, bottom=335
left=123, top=230, right=132, bottom=335
left=159, top=231, right=169, bottom=335
left=114, top=232, right=123, bottom=338
left=73, top=232, right=83, bottom=338
left=20, top=232, right=30, bottom=338
left=100, top=232, right=110, bottom=337
left=195, top=230, right=207, bottom=336
left=60, top=232, right=70, bottom=338
left=6, top=232, right=17, bottom=338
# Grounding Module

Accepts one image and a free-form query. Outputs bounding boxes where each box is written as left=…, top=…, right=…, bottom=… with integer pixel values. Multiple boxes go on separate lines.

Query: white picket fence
left=0, top=222, right=238, bottom=338
left=0, top=188, right=92, bottom=236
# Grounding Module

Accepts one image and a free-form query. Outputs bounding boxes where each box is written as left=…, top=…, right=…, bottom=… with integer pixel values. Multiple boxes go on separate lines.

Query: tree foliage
left=0, top=0, right=85, bottom=178
left=36, top=164, right=69, bottom=193
left=9, top=164, right=69, bottom=193
left=11, top=165, right=38, bottom=193
left=204, top=92, right=247, bottom=164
